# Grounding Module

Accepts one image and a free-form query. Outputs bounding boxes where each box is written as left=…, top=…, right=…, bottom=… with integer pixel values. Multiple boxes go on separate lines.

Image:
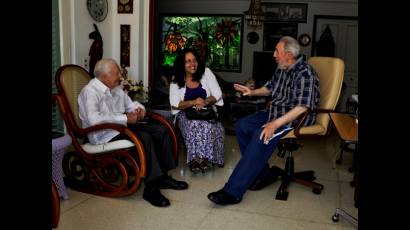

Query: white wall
left=63, top=0, right=357, bottom=86
left=158, top=0, right=357, bottom=83
left=65, top=0, right=150, bottom=86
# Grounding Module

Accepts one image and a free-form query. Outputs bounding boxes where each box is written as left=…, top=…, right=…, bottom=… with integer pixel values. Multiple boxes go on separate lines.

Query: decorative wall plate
left=247, top=32, right=259, bottom=44
left=298, top=33, right=311, bottom=47
left=87, top=0, right=108, bottom=22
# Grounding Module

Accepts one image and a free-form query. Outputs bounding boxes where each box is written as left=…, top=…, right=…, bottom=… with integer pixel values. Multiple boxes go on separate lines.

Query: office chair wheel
left=332, top=213, right=340, bottom=222
left=312, top=188, right=322, bottom=194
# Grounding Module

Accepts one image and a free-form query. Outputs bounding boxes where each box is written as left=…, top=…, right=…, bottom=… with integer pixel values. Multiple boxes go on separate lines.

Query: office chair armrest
left=293, top=108, right=335, bottom=136
left=315, top=108, right=335, bottom=114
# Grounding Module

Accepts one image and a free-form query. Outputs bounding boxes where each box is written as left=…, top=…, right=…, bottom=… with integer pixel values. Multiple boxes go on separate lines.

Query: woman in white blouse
left=169, top=48, right=225, bottom=173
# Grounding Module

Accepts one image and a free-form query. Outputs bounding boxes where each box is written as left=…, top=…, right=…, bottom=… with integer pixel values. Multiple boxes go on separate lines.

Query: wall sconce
left=244, top=0, right=265, bottom=28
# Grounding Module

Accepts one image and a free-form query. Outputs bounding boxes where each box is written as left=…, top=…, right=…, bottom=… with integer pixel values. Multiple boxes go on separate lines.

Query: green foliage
left=161, top=15, right=242, bottom=72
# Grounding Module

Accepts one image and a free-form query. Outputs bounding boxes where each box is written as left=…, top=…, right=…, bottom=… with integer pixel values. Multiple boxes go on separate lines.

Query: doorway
left=312, top=15, right=358, bottom=111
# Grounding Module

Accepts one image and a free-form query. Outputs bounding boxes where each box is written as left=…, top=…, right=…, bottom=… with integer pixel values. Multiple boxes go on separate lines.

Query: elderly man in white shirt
left=78, top=58, right=188, bottom=207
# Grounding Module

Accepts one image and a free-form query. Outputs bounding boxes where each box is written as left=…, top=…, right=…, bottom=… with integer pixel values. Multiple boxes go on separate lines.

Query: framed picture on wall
left=159, top=14, right=244, bottom=72
left=118, top=0, right=133, bottom=14
left=120, top=24, right=130, bottom=67
left=262, top=3, right=308, bottom=23
left=263, top=22, right=298, bottom=51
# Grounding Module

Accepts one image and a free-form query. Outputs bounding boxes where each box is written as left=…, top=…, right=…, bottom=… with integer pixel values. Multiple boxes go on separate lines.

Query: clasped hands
left=192, top=98, right=208, bottom=110
left=126, top=107, right=145, bottom=124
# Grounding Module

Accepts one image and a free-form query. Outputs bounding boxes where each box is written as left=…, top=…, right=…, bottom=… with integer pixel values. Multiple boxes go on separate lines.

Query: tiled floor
left=55, top=129, right=357, bottom=230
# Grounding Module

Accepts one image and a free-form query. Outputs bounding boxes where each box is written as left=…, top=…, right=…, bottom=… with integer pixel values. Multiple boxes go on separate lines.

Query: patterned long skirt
left=176, top=111, right=225, bottom=165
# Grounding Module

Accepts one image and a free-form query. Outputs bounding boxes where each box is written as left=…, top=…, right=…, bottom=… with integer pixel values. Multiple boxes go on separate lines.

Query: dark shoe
left=248, top=174, right=278, bottom=191
left=190, top=161, right=201, bottom=174
left=157, top=175, right=188, bottom=190
left=207, top=189, right=241, bottom=205
left=199, top=160, right=210, bottom=173
left=143, top=186, right=170, bottom=207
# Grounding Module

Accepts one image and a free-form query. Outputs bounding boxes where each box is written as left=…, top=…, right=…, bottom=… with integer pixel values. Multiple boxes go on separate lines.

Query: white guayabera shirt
left=78, top=78, right=145, bottom=144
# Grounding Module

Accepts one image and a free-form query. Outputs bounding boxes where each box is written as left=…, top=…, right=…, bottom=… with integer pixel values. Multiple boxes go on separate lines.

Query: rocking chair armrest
left=79, top=123, right=128, bottom=135
left=78, top=122, right=146, bottom=178
left=79, top=123, right=144, bottom=152
left=146, top=111, right=179, bottom=160
left=146, top=111, right=175, bottom=128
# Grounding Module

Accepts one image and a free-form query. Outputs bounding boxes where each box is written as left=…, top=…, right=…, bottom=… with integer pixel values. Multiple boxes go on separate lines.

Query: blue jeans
left=223, top=111, right=291, bottom=199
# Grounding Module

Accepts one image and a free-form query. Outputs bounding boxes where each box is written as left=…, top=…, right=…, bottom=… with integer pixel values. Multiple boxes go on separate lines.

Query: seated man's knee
left=137, top=131, right=153, bottom=143
left=158, top=124, right=169, bottom=137
left=234, top=118, right=246, bottom=133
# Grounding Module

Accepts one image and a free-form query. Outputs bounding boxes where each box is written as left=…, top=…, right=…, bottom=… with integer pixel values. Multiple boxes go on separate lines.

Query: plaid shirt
left=265, top=57, right=320, bottom=127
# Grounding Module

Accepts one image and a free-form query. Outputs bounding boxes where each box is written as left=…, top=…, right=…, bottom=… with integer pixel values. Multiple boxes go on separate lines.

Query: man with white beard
left=207, top=36, right=320, bottom=205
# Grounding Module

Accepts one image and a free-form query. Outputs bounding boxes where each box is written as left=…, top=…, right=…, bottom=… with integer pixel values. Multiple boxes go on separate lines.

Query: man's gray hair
left=279, top=36, right=300, bottom=58
left=94, top=58, right=118, bottom=79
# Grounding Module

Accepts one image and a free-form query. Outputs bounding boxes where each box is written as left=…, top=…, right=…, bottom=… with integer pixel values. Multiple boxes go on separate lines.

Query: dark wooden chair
left=51, top=181, right=60, bottom=228
left=53, top=64, right=179, bottom=197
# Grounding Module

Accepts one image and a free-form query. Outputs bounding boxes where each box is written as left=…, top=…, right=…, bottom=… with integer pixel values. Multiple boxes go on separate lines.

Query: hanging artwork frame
left=311, top=15, right=358, bottom=56
left=262, top=3, right=308, bottom=23
left=118, top=0, right=133, bottom=14
left=120, top=24, right=130, bottom=67
left=159, top=14, right=244, bottom=72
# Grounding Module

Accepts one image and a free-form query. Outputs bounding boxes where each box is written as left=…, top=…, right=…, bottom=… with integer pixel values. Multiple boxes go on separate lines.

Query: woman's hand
left=193, top=98, right=207, bottom=110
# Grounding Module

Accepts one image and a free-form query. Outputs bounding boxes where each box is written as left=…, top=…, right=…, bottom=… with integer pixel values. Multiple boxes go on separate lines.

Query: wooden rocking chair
left=53, top=64, right=179, bottom=197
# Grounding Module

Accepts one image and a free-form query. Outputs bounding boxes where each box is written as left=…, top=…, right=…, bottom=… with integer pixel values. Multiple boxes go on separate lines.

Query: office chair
left=53, top=64, right=179, bottom=197
left=272, top=57, right=345, bottom=201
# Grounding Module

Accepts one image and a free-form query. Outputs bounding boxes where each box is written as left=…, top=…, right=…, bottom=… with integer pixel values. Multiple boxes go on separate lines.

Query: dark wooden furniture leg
left=52, top=181, right=60, bottom=228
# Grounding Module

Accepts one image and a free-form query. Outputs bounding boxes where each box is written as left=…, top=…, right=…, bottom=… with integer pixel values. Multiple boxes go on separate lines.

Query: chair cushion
left=82, top=140, right=135, bottom=154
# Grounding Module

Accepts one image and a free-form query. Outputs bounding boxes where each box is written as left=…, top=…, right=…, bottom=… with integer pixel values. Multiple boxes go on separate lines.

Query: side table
left=329, top=113, right=358, bottom=170
left=52, top=133, right=72, bottom=200
left=329, top=112, right=358, bottom=227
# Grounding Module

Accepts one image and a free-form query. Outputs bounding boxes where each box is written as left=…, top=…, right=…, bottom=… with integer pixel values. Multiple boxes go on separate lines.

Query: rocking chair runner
left=53, top=64, right=179, bottom=197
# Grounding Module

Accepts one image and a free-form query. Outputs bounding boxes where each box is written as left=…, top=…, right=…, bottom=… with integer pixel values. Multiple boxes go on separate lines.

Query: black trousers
left=111, top=121, right=176, bottom=183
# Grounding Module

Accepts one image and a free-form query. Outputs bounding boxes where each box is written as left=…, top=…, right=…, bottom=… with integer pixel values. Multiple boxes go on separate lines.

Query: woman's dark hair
left=172, top=48, right=206, bottom=88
